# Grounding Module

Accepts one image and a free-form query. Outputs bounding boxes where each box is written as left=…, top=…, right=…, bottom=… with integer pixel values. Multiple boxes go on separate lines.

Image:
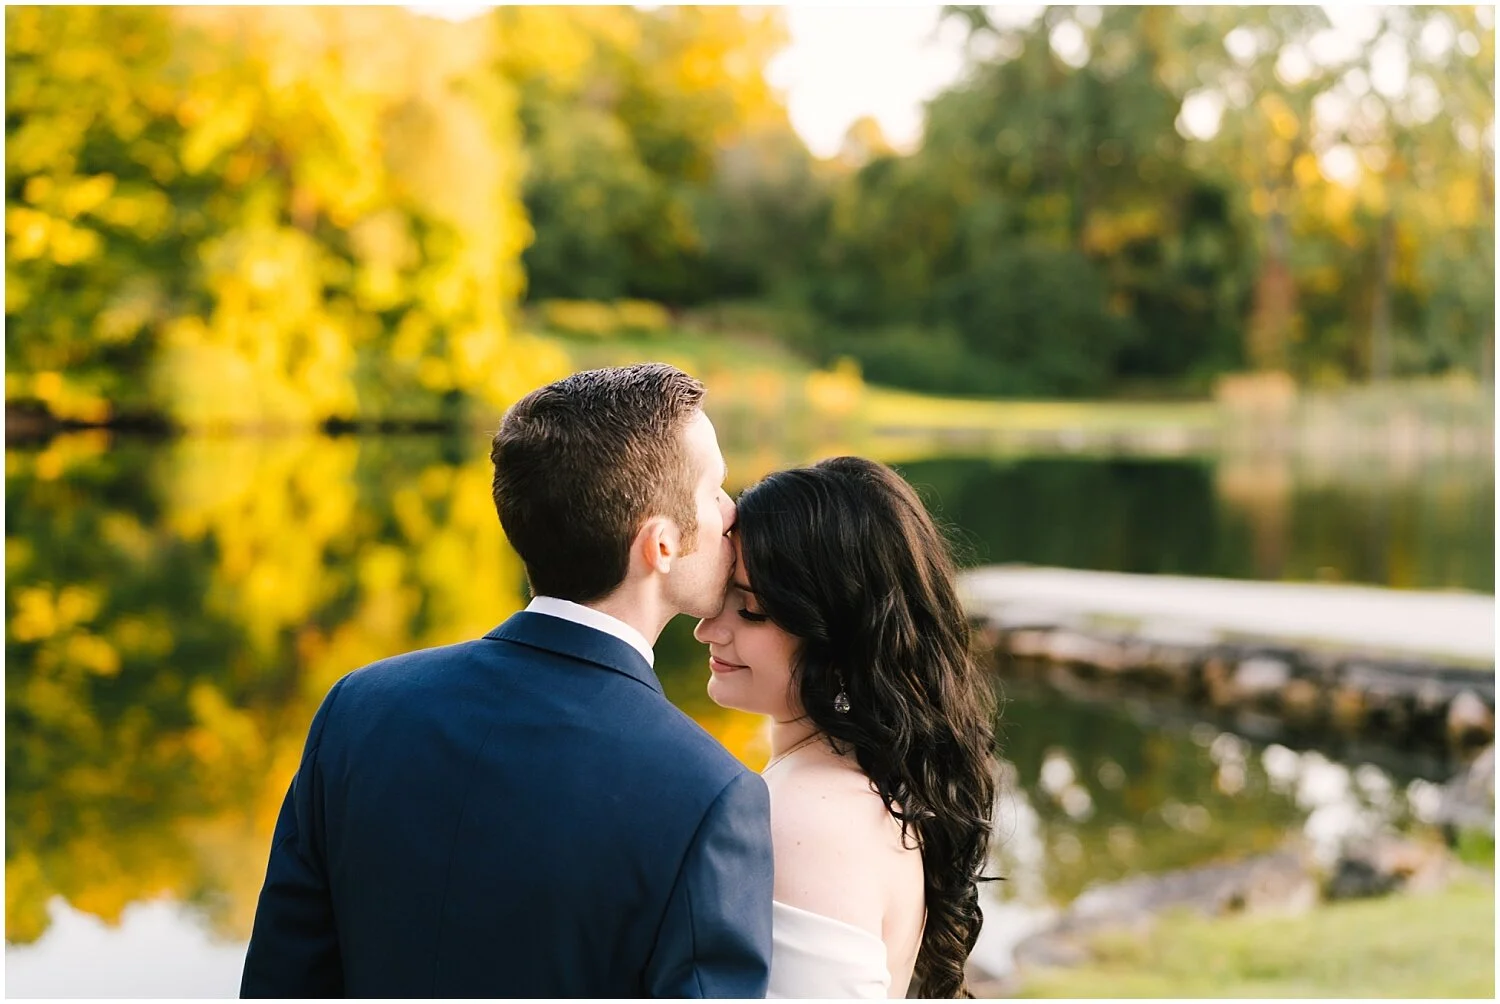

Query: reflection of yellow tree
left=7, top=438, right=252, bottom=944
left=6, top=434, right=537, bottom=944
left=9, top=431, right=784, bottom=946
left=170, top=437, right=534, bottom=938
left=164, top=437, right=362, bottom=656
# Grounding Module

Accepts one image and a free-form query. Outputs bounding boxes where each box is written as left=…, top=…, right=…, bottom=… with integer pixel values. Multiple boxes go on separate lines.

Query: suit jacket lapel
left=485, top=611, right=663, bottom=695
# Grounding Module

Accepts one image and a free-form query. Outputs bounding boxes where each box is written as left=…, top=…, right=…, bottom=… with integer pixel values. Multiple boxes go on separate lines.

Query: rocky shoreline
left=961, top=567, right=1495, bottom=760
left=980, top=621, right=1495, bottom=760
left=960, top=567, right=1495, bottom=995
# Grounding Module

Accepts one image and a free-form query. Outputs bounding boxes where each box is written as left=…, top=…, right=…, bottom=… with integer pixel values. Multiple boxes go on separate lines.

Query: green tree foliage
left=794, top=5, right=1492, bottom=397
left=908, top=5, right=1492, bottom=394
left=1169, top=6, right=1494, bottom=383
left=809, top=7, right=1256, bottom=396
left=693, top=125, right=834, bottom=303
left=494, top=5, right=825, bottom=305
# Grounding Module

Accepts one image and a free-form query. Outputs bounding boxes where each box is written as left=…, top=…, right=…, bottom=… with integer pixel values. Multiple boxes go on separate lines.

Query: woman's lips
left=709, top=655, right=748, bottom=674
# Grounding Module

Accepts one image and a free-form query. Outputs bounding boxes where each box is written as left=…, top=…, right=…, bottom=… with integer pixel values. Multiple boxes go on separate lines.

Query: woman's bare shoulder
left=774, top=754, right=918, bottom=841
left=765, top=752, right=916, bottom=932
left=767, top=750, right=887, bottom=828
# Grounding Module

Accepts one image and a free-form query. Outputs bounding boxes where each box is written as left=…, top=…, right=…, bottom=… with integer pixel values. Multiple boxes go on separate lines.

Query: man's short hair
left=491, top=363, right=707, bottom=602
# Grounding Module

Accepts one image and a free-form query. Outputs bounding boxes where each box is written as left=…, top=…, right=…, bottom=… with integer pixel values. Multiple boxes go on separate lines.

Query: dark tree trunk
left=1247, top=202, right=1295, bottom=372
left=1370, top=212, right=1396, bottom=382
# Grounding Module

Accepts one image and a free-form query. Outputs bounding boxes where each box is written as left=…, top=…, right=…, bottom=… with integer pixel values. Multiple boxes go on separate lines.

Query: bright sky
left=414, top=4, right=1478, bottom=171
left=766, top=6, right=972, bottom=157
left=413, top=2, right=974, bottom=156
left=768, top=5, right=1438, bottom=160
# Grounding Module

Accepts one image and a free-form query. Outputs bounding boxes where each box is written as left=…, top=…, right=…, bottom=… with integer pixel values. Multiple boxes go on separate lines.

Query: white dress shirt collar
left=524, top=596, right=655, bottom=668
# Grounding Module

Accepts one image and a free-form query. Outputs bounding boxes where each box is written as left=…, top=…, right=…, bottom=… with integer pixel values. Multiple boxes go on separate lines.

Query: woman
left=694, top=456, right=998, bottom=998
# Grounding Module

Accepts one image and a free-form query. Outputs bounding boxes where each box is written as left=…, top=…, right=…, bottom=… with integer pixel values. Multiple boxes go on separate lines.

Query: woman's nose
left=694, top=616, right=727, bottom=645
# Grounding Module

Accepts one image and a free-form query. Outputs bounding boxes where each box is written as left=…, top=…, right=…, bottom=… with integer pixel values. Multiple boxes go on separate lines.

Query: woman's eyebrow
left=731, top=580, right=755, bottom=594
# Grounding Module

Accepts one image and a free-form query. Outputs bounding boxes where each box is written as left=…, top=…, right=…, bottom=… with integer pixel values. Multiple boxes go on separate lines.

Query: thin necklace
left=763, top=733, right=822, bottom=773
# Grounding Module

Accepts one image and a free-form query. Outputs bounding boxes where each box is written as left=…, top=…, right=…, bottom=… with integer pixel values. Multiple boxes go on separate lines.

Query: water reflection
left=988, top=683, right=1429, bottom=909
left=898, top=453, right=1494, bottom=590
left=6, top=898, right=246, bottom=998
left=4, top=431, right=771, bottom=959
left=5, top=431, right=1489, bottom=995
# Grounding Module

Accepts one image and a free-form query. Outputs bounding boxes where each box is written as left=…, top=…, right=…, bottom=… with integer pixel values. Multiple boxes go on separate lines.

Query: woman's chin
left=705, top=674, right=750, bottom=713
left=705, top=675, right=730, bottom=707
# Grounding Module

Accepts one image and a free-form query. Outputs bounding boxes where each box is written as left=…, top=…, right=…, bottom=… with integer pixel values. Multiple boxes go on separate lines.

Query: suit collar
left=486, top=611, right=663, bottom=695
left=524, top=595, right=655, bottom=667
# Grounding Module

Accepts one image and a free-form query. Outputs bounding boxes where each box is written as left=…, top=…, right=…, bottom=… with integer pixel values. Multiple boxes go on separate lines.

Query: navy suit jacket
left=240, top=611, right=774, bottom=998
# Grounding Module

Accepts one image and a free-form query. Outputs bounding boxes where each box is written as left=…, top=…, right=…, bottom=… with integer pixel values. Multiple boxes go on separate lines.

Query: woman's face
left=693, top=537, right=802, bottom=720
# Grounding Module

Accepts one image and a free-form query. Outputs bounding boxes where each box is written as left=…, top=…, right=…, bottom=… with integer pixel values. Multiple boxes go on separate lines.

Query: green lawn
left=1013, top=880, right=1495, bottom=998
left=538, top=326, right=1220, bottom=439
left=537, top=326, right=810, bottom=375
left=861, top=385, right=1217, bottom=435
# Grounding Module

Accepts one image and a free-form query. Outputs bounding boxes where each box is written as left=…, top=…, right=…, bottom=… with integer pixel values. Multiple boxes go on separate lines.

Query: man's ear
left=636, top=516, right=681, bottom=575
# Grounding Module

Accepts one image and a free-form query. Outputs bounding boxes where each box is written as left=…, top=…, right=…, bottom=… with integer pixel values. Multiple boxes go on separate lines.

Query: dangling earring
left=833, top=678, right=851, bottom=714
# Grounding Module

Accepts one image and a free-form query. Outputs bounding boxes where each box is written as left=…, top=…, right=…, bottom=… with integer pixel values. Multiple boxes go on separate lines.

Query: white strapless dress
left=766, top=900, right=892, bottom=999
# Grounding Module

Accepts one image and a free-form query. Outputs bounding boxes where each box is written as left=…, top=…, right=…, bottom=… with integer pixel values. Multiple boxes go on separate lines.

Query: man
left=241, top=363, right=773, bottom=998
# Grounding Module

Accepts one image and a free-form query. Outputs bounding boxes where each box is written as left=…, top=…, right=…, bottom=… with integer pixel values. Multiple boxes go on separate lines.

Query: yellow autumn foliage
left=5, top=6, right=561, bottom=430
left=4, top=427, right=787, bottom=946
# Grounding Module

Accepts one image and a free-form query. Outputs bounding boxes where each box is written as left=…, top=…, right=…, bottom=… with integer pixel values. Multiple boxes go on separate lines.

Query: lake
left=5, top=428, right=1492, bottom=995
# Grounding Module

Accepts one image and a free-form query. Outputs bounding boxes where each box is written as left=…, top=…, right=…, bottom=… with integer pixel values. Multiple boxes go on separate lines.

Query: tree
left=6, top=6, right=556, bottom=430
left=807, top=5, right=1251, bottom=396
left=493, top=5, right=801, bottom=305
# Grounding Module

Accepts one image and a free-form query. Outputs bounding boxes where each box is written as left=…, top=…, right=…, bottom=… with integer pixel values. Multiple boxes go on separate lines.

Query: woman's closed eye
left=728, top=579, right=765, bottom=622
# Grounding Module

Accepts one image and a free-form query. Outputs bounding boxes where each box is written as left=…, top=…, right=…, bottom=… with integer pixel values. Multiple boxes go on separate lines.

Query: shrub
left=535, top=298, right=673, bottom=338
left=537, top=299, right=619, bottom=338
left=613, top=299, right=672, bottom=335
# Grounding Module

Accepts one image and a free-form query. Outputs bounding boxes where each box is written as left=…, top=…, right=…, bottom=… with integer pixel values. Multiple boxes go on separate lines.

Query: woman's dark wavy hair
left=736, top=456, right=998, bottom=998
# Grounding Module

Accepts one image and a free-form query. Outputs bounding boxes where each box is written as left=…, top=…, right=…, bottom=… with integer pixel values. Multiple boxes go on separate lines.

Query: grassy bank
left=539, top=327, right=1220, bottom=443
left=861, top=385, right=1218, bottom=436
left=538, top=324, right=1491, bottom=455
left=542, top=325, right=809, bottom=375
left=1011, top=879, right=1495, bottom=998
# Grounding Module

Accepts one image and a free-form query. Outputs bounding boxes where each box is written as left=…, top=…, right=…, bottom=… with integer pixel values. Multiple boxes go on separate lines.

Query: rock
left=1367, top=690, right=1412, bottom=732
left=1414, top=679, right=1450, bottom=714
left=974, top=596, right=1489, bottom=761
left=1045, top=630, right=1126, bottom=673
left=1324, top=857, right=1400, bottom=900
left=1329, top=686, right=1368, bottom=732
left=1012, top=846, right=1316, bottom=971
left=1202, top=654, right=1235, bottom=707
left=974, top=623, right=1002, bottom=651
left=1005, top=629, right=1053, bottom=661
left=965, top=969, right=1022, bottom=999
left=1011, top=929, right=1099, bottom=970
left=1325, top=836, right=1459, bottom=900
left=1281, top=677, right=1323, bottom=719
left=1148, top=643, right=1198, bottom=676
left=1233, top=656, right=1292, bottom=698
left=1436, top=744, right=1496, bottom=836
left=1447, top=691, right=1495, bottom=750
left=1340, top=663, right=1415, bottom=718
